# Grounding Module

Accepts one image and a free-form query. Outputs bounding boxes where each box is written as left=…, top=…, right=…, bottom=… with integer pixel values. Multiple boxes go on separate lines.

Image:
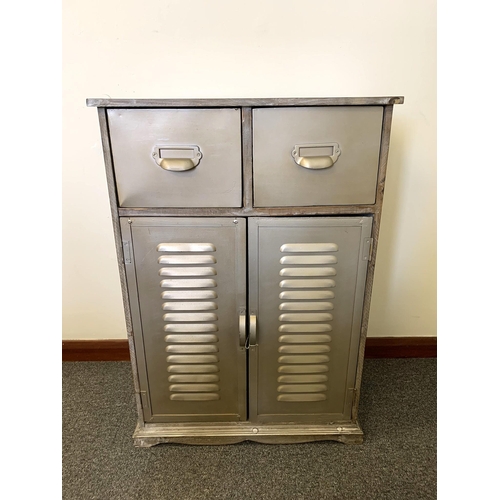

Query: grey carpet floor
left=62, top=359, right=436, bottom=500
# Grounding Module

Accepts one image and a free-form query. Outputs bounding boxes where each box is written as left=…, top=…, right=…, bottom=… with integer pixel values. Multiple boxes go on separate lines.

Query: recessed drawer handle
left=291, top=143, right=341, bottom=170
left=152, top=145, right=202, bottom=171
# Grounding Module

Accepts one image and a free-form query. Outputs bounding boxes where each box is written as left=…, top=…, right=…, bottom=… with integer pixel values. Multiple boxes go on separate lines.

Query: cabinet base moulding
left=133, top=422, right=364, bottom=447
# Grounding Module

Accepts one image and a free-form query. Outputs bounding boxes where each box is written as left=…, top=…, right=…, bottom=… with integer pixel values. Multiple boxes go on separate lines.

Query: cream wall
left=62, top=0, right=436, bottom=339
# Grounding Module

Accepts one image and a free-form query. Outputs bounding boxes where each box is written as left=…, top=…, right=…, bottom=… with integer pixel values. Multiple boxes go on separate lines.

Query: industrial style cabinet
left=88, top=96, right=403, bottom=446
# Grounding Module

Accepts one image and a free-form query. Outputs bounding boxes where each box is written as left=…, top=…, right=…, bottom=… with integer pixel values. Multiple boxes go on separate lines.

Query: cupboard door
left=248, top=217, right=372, bottom=423
left=121, top=217, right=246, bottom=423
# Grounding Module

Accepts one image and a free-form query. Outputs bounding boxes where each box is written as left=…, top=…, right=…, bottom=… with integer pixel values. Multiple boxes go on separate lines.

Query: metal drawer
left=107, top=108, right=242, bottom=208
left=253, top=107, right=383, bottom=207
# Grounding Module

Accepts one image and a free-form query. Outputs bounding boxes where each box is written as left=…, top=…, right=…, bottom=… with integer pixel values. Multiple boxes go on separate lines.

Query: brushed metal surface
left=280, top=255, right=337, bottom=265
left=164, top=323, right=219, bottom=333
left=278, top=324, right=332, bottom=333
left=170, top=394, right=221, bottom=401
left=165, top=345, right=219, bottom=354
left=169, top=384, right=220, bottom=392
left=279, top=279, right=335, bottom=289
left=162, top=302, right=218, bottom=311
left=277, top=374, right=328, bottom=383
left=279, top=302, right=333, bottom=311
left=278, top=355, right=330, bottom=364
left=277, top=365, right=329, bottom=374
left=279, top=313, right=333, bottom=322
left=157, top=242, right=216, bottom=252
left=159, top=267, right=217, bottom=276
left=108, top=108, right=242, bottom=208
left=166, top=354, right=219, bottom=364
left=163, top=312, right=218, bottom=322
left=161, top=290, right=218, bottom=300
left=277, top=394, right=327, bottom=402
left=160, top=279, right=217, bottom=289
left=167, top=364, right=219, bottom=373
left=158, top=255, right=216, bottom=264
left=279, top=290, right=335, bottom=300
left=164, top=334, right=219, bottom=343
left=277, top=384, right=328, bottom=393
left=280, top=243, right=338, bottom=253
left=279, top=334, right=332, bottom=343
left=168, top=374, right=220, bottom=383
left=279, top=267, right=336, bottom=277
left=278, top=345, right=331, bottom=354
left=253, top=106, right=383, bottom=207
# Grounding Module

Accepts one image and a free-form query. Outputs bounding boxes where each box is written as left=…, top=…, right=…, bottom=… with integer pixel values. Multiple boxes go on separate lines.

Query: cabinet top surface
left=86, top=97, right=404, bottom=108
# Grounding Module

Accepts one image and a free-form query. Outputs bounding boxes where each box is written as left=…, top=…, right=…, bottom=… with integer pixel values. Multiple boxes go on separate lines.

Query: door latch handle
left=239, top=310, right=246, bottom=348
left=249, top=314, right=257, bottom=347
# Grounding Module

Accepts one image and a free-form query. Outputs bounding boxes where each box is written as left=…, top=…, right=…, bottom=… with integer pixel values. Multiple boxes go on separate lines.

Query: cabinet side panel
left=352, top=105, right=394, bottom=419
left=98, top=108, right=145, bottom=425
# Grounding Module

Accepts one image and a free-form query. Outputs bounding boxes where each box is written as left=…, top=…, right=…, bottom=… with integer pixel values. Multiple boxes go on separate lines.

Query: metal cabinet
left=88, top=96, right=403, bottom=446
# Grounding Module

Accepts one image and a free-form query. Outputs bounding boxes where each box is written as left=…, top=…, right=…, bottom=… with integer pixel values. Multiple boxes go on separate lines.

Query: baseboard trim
left=62, top=337, right=436, bottom=361
left=62, top=340, right=130, bottom=361
left=364, top=337, right=436, bottom=358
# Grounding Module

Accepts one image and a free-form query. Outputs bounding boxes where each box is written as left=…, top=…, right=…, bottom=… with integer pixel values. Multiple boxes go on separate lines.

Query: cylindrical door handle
left=152, top=145, right=202, bottom=171
left=291, top=143, right=341, bottom=170
left=249, top=314, right=257, bottom=346
left=239, top=310, right=246, bottom=347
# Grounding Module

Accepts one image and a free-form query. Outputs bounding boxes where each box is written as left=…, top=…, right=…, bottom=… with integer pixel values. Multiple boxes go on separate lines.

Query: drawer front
left=253, top=106, right=383, bottom=207
left=108, top=108, right=242, bottom=208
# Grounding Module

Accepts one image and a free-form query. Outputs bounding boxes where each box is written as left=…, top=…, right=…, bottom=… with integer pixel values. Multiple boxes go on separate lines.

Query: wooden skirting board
left=62, top=337, right=436, bottom=362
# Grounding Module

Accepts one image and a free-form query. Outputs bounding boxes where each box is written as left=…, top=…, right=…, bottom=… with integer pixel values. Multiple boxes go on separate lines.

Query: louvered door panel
left=121, top=217, right=246, bottom=423
left=248, top=217, right=372, bottom=423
